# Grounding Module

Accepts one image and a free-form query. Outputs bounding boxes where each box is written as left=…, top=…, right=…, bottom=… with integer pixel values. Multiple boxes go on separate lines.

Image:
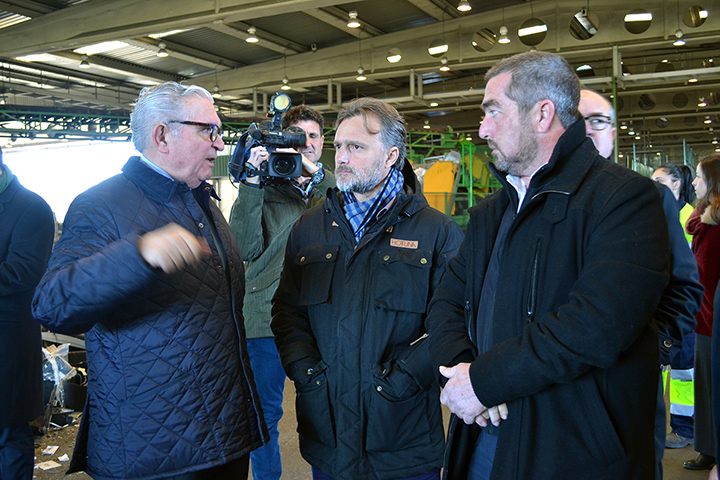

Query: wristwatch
left=311, top=162, right=325, bottom=185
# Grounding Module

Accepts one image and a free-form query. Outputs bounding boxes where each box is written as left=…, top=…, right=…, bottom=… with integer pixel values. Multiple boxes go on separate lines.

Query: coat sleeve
left=32, top=192, right=156, bottom=335
left=270, top=217, right=322, bottom=382
left=228, top=183, right=265, bottom=262
left=0, top=194, right=55, bottom=296
left=654, top=183, right=702, bottom=365
left=426, top=219, right=481, bottom=372
left=468, top=176, right=671, bottom=407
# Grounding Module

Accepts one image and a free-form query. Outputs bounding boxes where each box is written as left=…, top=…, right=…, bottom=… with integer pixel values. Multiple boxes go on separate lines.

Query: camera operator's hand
left=300, top=155, right=320, bottom=178
left=137, top=223, right=212, bottom=274
left=245, top=146, right=269, bottom=185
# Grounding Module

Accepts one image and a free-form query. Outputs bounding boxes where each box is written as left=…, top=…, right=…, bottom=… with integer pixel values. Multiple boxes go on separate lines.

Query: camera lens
left=272, top=154, right=298, bottom=176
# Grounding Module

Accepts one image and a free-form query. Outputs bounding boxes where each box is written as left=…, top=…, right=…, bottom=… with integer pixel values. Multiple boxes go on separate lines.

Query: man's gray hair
left=335, top=97, right=407, bottom=171
left=486, top=51, right=581, bottom=128
left=131, top=82, right=215, bottom=153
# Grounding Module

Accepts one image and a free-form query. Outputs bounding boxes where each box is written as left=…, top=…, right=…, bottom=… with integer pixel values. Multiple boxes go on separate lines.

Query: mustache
left=335, top=166, right=356, bottom=174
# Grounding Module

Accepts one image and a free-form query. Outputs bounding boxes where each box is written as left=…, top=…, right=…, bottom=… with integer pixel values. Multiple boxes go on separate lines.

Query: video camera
left=229, top=93, right=306, bottom=182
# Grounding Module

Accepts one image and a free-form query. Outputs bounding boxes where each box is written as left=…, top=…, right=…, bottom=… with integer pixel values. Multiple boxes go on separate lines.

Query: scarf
left=0, top=165, right=14, bottom=195
left=342, top=167, right=404, bottom=244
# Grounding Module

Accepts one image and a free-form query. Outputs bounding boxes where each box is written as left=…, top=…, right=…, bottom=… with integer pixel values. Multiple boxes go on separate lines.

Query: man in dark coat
left=0, top=148, right=55, bottom=479
left=426, top=51, right=670, bottom=480
left=32, top=82, right=267, bottom=480
left=272, top=97, right=464, bottom=480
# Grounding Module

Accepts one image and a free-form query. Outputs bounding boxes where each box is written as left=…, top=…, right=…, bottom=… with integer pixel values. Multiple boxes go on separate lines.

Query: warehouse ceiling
left=0, top=0, right=719, bottom=161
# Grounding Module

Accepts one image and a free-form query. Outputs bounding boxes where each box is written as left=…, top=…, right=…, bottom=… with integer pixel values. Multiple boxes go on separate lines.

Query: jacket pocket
left=573, top=374, right=626, bottom=466
left=295, top=245, right=339, bottom=306
left=365, top=364, right=431, bottom=452
left=374, top=247, right=432, bottom=313
left=295, top=364, right=336, bottom=448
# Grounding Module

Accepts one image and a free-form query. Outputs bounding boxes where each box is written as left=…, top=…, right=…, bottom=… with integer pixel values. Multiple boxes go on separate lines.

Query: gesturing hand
left=137, top=223, right=212, bottom=274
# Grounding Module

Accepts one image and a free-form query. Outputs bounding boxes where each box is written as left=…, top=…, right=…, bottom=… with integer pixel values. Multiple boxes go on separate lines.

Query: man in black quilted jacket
left=32, top=82, right=267, bottom=480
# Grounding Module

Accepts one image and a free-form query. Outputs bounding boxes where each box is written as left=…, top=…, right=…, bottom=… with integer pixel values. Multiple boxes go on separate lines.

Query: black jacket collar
left=122, top=156, right=218, bottom=204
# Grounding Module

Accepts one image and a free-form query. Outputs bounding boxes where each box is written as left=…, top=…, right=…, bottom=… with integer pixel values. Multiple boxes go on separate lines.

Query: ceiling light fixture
left=673, top=0, right=685, bottom=46
left=498, top=8, right=511, bottom=44
left=699, top=97, right=707, bottom=107
left=347, top=10, right=361, bottom=29
left=356, top=67, right=367, bottom=81
left=246, top=26, right=259, bottom=43
left=79, top=55, right=90, bottom=68
left=457, top=0, right=472, bottom=12
left=498, top=25, right=511, bottom=44
left=157, top=42, right=169, bottom=57
left=712, top=138, right=718, bottom=145
left=705, top=116, right=712, bottom=124
left=386, top=48, right=402, bottom=63
left=281, top=76, right=291, bottom=90
left=689, top=77, right=698, bottom=83
left=439, top=56, right=450, bottom=72
left=213, top=85, right=222, bottom=98
left=430, top=102, right=439, bottom=107
left=423, top=120, right=431, bottom=129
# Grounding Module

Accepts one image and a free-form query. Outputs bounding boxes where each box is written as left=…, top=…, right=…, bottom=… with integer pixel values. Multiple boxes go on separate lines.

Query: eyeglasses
left=583, top=115, right=613, bottom=131
left=168, top=120, right=221, bottom=142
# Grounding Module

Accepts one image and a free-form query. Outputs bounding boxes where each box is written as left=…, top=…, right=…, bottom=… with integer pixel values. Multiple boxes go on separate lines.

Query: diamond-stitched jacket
left=33, top=157, right=267, bottom=480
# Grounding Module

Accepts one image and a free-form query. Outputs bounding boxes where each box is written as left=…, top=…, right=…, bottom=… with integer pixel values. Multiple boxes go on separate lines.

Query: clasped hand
left=137, top=223, right=211, bottom=274
left=439, top=363, right=508, bottom=427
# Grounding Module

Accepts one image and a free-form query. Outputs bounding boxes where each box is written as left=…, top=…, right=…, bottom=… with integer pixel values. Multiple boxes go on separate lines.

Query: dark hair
left=486, top=51, right=581, bottom=128
left=657, top=163, right=696, bottom=204
left=335, top=97, right=406, bottom=170
left=281, top=105, right=324, bottom=131
left=697, top=154, right=720, bottom=223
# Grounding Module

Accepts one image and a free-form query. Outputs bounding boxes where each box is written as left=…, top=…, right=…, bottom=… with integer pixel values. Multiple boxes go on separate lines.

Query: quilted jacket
left=32, top=156, right=267, bottom=480
left=272, top=162, right=464, bottom=480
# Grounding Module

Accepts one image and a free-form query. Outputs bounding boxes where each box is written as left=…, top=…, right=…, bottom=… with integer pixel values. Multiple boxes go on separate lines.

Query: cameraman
left=228, top=105, right=335, bottom=480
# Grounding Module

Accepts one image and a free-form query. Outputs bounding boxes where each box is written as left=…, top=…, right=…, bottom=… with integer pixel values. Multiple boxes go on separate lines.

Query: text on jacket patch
left=390, top=238, right=419, bottom=249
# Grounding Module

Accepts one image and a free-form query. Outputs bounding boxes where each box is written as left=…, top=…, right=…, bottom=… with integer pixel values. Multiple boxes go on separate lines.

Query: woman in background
left=653, top=163, right=696, bottom=244
left=685, top=155, right=720, bottom=472
left=652, top=163, right=699, bottom=452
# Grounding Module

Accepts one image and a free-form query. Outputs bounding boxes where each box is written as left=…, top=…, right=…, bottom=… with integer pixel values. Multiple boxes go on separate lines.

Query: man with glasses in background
left=579, top=88, right=703, bottom=479
left=33, top=82, right=267, bottom=480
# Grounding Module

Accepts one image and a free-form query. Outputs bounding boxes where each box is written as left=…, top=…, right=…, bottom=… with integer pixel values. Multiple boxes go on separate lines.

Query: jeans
left=312, top=466, right=440, bottom=480
left=467, top=429, right=498, bottom=480
left=246, top=337, right=287, bottom=480
left=0, top=423, right=34, bottom=480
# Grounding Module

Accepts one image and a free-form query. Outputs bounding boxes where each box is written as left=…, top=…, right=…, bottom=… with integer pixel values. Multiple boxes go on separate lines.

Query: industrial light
left=457, top=1, right=472, bottom=12
left=157, top=42, right=169, bottom=57
left=428, top=40, right=449, bottom=56
left=423, top=120, right=431, bottom=129
left=212, top=85, right=221, bottom=98
left=246, top=26, right=259, bottom=43
left=673, top=29, right=686, bottom=46
left=689, top=77, right=698, bottom=83
left=347, top=11, right=361, bottom=29
left=281, top=76, right=291, bottom=90
left=699, top=97, right=707, bottom=107
left=356, top=67, right=367, bottom=81
left=518, top=24, right=548, bottom=37
left=705, top=116, right=712, bottom=124
left=430, top=102, right=439, bottom=107
left=498, top=26, right=511, bottom=44
left=439, top=56, right=450, bottom=72
left=79, top=55, right=90, bottom=68
left=624, top=12, right=653, bottom=22
left=712, top=138, right=718, bottom=144
left=386, top=48, right=402, bottom=63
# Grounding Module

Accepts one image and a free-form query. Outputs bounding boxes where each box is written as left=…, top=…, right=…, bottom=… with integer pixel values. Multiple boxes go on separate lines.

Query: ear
left=535, top=99, right=556, bottom=133
left=385, top=146, right=400, bottom=170
left=152, top=122, right=172, bottom=154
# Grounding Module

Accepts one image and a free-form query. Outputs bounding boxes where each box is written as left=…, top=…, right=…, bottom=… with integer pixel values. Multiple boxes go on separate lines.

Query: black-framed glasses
left=583, top=115, right=613, bottom=131
left=168, top=120, right=221, bottom=142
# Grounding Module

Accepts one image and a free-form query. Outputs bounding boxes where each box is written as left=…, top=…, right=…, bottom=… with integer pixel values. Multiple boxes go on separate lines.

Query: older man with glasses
left=578, top=89, right=616, bottom=159
left=33, top=81, right=267, bottom=480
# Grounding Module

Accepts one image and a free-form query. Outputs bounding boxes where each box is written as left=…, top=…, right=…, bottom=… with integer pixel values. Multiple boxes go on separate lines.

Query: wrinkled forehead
left=578, top=91, right=612, bottom=118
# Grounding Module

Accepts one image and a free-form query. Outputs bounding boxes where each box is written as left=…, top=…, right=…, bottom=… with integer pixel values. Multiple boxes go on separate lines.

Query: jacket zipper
left=526, top=238, right=542, bottom=323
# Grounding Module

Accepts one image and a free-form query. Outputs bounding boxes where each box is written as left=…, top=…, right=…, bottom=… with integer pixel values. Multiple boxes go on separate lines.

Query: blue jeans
left=467, top=429, right=498, bottom=480
left=312, top=466, right=440, bottom=480
left=0, top=423, right=34, bottom=480
left=246, top=337, right=287, bottom=480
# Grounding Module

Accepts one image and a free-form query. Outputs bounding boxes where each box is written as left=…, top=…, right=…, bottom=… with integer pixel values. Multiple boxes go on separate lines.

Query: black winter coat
left=426, top=120, right=671, bottom=480
left=32, top=157, right=267, bottom=480
left=272, top=164, right=464, bottom=480
left=0, top=173, right=54, bottom=428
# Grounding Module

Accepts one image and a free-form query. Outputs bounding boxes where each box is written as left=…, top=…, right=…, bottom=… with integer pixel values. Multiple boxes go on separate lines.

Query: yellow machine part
left=424, top=161, right=458, bottom=214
